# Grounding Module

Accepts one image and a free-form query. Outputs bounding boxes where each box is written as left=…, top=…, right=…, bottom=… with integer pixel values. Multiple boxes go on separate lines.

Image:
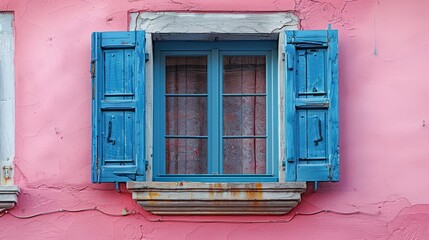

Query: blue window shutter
left=285, top=29, right=339, bottom=182
left=91, top=31, right=146, bottom=183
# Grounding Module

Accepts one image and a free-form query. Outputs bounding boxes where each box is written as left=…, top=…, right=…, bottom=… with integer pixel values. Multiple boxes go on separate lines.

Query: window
left=90, top=20, right=339, bottom=214
left=91, top=14, right=339, bottom=186
left=153, top=41, right=278, bottom=182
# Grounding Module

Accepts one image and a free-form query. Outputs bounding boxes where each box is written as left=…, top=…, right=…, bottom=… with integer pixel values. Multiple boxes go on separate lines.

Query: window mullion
left=216, top=49, right=223, bottom=175
left=208, top=48, right=221, bottom=175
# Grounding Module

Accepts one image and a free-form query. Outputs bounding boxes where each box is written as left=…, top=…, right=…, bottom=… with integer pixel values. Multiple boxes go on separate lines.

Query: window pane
left=166, top=56, right=207, bottom=94
left=166, top=97, right=207, bottom=136
left=166, top=139, right=208, bottom=174
left=223, top=97, right=266, bottom=136
left=223, top=56, right=266, bottom=94
left=223, top=138, right=266, bottom=174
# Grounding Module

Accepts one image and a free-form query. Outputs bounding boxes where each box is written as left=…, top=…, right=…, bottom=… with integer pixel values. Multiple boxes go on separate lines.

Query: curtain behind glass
left=223, top=56, right=266, bottom=174
left=165, top=56, right=208, bottom=174
left=164, top=55, right=266, bottom=175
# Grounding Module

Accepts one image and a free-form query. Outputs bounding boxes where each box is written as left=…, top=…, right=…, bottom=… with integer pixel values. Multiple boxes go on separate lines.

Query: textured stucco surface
left=1, top=0, right=429, bottom=239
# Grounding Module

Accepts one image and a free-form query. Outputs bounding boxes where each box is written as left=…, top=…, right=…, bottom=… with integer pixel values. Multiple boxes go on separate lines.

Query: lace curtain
left=165, top=55, right=266, bottom=175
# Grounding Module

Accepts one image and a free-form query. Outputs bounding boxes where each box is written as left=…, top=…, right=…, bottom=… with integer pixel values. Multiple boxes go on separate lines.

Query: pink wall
left=1, top=0, right=429, bottom=239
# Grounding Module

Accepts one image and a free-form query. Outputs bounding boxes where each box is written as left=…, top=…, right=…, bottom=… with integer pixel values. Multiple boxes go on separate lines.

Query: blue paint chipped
left=91, top=31, right=146, bottom=183
left=285, top=28, right=339, bottom=182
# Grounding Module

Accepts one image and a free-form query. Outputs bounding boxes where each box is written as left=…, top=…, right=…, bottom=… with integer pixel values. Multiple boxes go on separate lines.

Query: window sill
left=126, top=182, right=306, bottom=215
left=0, top=186, right=19, bottom=212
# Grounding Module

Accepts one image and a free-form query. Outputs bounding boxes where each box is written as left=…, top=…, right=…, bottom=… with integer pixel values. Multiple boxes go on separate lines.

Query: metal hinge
left=90, top=60, right=96, bottom=78
left=282, top=159, right=286, bottom=168
left=3, top=166, right=12, bottom=179
left=145, top=53, right=149, bottom=62
left=91, top=60, right=96, bottom=99
left=145, top=160, right=149, bottom=171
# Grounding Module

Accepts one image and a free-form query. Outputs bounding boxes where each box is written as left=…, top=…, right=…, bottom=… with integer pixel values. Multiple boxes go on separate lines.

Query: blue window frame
left=153, top=41, right=279, bottom=182
left=91, top=29, right=339, bottom=184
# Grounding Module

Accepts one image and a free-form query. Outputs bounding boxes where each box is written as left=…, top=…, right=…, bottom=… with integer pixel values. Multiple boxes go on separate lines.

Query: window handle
left=314, top=118, right=323, bottom=146
left=107, top=120, right=116, bottom=145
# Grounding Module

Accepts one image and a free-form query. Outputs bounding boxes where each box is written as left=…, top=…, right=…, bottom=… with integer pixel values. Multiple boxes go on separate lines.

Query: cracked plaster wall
left=1, top=0, right=429, bottom=239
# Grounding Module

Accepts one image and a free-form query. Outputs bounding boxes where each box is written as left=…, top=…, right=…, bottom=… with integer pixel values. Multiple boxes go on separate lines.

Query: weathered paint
left=1, top=0, right=429, bottom=239
left=91, top=31, right=146, bottom=183
left=0, top=13, right=15, bottom=186
left=0, top=12, right=19, bottom=211
left=127, top=182, right=306, bottom=215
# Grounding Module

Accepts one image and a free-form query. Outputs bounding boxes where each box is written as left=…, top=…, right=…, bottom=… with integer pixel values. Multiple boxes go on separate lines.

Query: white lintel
left=130, top=12, right=298, bottom=35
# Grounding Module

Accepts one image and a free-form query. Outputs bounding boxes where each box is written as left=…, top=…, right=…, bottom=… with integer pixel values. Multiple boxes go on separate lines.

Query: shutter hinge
left=90, top=60, right=96, bottom=78
left=91, top=60, right=96, bottom=100
left=281, top=53, right=285, bottom=61
left=328, top=164, right=333, bottom=180
left=145, top=160, right=149, bottom=171
left=282, top=159, right=286, bottom=170
left=145, top=53, right=149, bottom=62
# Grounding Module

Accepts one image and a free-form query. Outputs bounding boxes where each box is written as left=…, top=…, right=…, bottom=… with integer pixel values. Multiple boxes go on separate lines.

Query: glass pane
left=223, top=97, right=266, bottom=136
left=166, top=97, right=207, bottom=136
left=223, top=56, right=266, bottom=94
left=166, top=56, right=207, bottom=94
left=166, top=139, right=208, bottom=174
left=223, top=138, right=266, bottom=174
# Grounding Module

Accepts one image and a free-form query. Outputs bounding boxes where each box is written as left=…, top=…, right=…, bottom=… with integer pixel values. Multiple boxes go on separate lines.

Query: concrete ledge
left=127, top=182, right=306, bottom=215
left=0, top=185, right=19, bottom=212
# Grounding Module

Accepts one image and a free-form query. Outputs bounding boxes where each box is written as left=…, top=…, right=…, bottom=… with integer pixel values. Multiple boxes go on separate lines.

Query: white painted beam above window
left=130, top=12, right=298, bottom=35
